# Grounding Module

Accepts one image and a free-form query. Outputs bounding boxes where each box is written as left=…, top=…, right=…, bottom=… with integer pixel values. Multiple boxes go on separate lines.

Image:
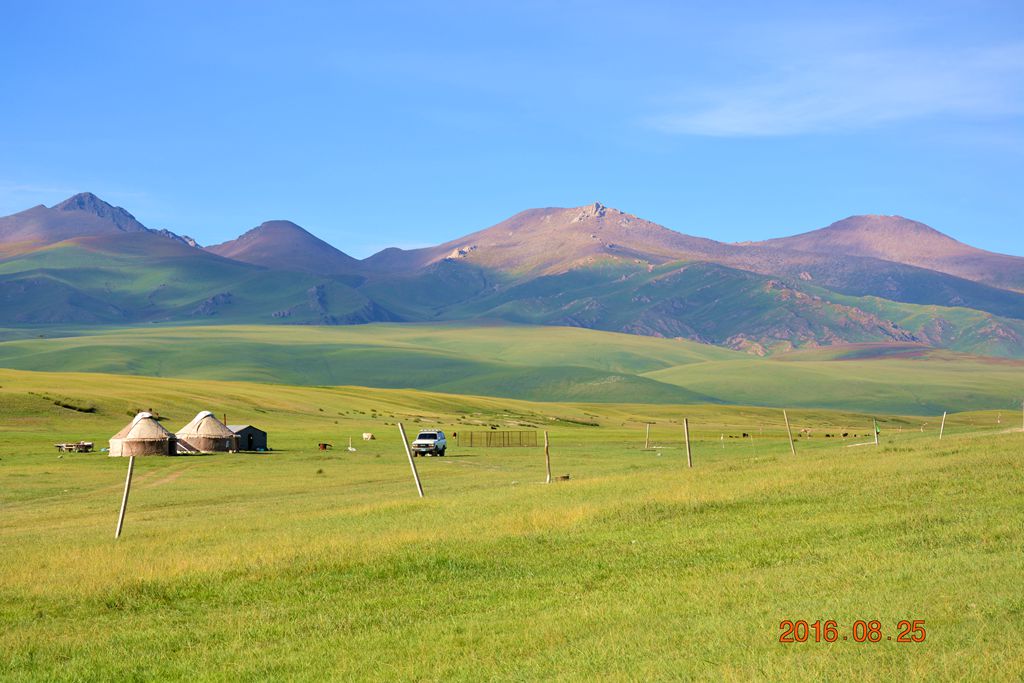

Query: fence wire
left=457, top=430, right=539, bottom=448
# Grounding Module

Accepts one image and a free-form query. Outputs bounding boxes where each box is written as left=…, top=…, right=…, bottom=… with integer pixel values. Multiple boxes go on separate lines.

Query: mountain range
left=1, top=192, right=1022, bottom=356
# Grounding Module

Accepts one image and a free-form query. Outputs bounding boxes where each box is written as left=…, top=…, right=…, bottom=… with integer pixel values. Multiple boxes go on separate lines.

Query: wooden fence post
left=683, top=418, right=692, bottom=468
left=544, top=431, right=551, bottom=484
left=939, top=411, right=947, bottom=440
left=783, top=410, right=796, bottom=456
left=873, top=419, right=879, bottom=447
left=397, top=423, right=424, bottom=498
left=645, top=423, right=650, bottom=449
left=114, top=455, right=135, bottom=539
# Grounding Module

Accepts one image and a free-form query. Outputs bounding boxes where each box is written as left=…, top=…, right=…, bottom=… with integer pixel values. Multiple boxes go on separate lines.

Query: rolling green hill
left=0, top=237, right=383, bottom=324
left=0, top=324, right=729, bottom=405
left=363, top=259, right=1024, bottom=356
left=1, top=324, right=1021, bottom=414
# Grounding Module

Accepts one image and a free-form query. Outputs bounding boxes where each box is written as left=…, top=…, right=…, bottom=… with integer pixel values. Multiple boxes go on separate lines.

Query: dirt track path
left=143, top=465, right=193, bottom=489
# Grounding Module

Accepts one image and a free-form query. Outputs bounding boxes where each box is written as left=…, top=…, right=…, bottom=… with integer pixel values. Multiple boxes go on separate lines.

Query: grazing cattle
left=362, top=433, right=375, bottom=441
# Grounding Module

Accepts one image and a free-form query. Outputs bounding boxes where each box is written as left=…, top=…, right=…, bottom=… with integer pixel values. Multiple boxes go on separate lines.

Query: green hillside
left=0, top=238, right=378, bottom=324
left=644, top=354, right=1024, bottom=415
left=0, top=324, right=730, bottom=405
left=437, top=260, right=1024, bottom=356
left=0, top=324, right=1021, bottom=414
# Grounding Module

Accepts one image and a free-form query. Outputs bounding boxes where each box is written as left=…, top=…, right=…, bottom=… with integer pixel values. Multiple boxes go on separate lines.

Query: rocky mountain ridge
left=1, top=193, right=1022, bottom=357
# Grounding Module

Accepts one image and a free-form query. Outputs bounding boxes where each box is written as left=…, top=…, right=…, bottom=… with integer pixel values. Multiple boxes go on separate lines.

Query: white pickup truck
left=411, top=429, right=447, bottom=457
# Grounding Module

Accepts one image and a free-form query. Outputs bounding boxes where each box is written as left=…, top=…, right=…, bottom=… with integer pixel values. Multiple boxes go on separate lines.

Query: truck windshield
left=417, top=432, right=437, bottom=440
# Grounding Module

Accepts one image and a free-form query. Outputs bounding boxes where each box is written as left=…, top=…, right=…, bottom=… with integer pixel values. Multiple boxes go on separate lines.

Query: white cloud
left=648, top=42, right=1024, bottom=137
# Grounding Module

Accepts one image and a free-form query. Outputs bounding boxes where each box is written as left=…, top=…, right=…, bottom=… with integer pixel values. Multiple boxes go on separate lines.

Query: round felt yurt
left=176, top=411, right=238, bottom=453
left=109, top=412, right=177, bottom=457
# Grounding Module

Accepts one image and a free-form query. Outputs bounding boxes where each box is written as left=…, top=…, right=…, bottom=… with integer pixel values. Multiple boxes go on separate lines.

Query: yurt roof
left=112, top=412, right=175, bottom=441
left=177, top=410, right=235, bottom=438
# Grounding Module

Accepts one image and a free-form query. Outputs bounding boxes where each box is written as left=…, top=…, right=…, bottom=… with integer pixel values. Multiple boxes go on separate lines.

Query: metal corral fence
left=457, top=430, right=539, bottom=447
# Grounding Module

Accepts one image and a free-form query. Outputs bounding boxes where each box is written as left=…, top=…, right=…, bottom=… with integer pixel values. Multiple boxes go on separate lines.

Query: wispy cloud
left=0, top=182, right=79, bottom=197
left=0, top=182, right=78, bottom=214
left=648, top=42, right=1024, bottom=137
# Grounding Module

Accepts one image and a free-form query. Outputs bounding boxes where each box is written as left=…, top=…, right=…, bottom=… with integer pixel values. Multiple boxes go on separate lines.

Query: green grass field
left=1, top=323, right=1022, bottom=414
left=2, top=367, right=1022, bottom=680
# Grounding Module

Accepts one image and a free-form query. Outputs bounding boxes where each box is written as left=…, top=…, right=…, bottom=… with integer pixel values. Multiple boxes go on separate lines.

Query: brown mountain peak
left=824, top=214, right=949, bottom=238
left=762, top=214, right=968, bottom=261
left=50, top=192, right=147, bottom=233
left=52, top=191, right=108, bottom=212
left=756, top=214, right=1024, bottom=291
left=571, top=201, right=609, bottom=221
left=207, top=220, right=359, bottom=274
left=235, top=219, right=311, bottom=241
left=364, top=203, right=727, bottom=275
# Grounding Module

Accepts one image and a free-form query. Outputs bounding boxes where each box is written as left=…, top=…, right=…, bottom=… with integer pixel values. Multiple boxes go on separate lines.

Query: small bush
left=53, top=399, right=96, bottom=414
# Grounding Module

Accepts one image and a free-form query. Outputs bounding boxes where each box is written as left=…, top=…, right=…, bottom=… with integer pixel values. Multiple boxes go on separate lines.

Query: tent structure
left=228, top=425, right=268, bottom=451
left=176, top=411, right=238, bottom=453
left=109, top=412, right=177, bottom=457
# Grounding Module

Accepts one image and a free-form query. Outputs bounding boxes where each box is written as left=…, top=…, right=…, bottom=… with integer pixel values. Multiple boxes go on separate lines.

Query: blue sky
left=1, top=0, right=1021, bottom=257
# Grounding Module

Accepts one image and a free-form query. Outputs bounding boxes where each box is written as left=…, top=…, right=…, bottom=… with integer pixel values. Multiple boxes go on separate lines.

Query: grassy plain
left=1, top=323, right=1022, bottom=413
left=1, top=368, right=1022, bottom=680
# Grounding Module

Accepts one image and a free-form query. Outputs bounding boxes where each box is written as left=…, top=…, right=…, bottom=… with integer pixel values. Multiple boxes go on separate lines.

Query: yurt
left=109, top=412, right=177, bottom=457
left=176, top=411, right=238, bottom=453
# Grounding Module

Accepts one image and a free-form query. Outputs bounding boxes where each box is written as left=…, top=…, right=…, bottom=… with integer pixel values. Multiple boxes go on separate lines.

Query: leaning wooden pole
left=939, top=411, right=947, bottom=440
left=114, top=455, right=135, bottom=539
left=544, top=430, right=551, bottom=484
left=683, top=418, right=692, bottom=468
left=783, top=410, right=796, bottom=456
left=645, top=423, right=651, bottom=449
left=873, top=419, right=880, bottom=447
left=397, top=423, right=424, bottom=498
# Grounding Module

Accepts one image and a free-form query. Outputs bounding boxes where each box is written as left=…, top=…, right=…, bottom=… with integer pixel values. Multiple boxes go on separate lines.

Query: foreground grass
left=1, top=369, right=1022, bottom=680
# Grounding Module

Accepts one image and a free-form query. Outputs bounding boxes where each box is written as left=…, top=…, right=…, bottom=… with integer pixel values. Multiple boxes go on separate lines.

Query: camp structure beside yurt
left=228, top=425, right=268, bottom=451
left=176, top=411, right=238, bottom=453
left=109, top=412, right=177, bottom=457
